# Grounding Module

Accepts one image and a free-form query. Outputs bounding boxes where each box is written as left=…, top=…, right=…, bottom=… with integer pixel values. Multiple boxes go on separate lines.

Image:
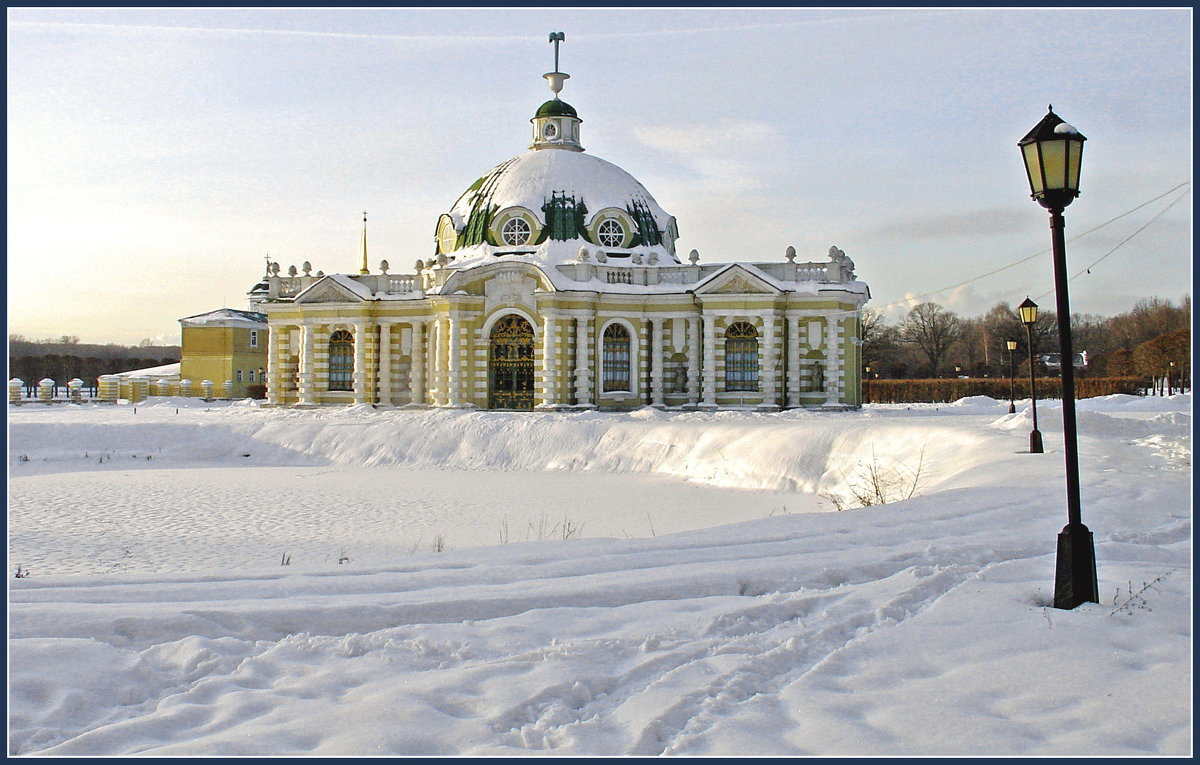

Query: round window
left=542, top=121, right=558, bottom=140
left=502, top=217, right=532, bottom=246
left=597, top=219, right=624, bottom=248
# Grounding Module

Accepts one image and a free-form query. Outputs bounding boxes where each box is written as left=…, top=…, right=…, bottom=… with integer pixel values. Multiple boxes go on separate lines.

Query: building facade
left=179, top=308, right=268, bottom=399
left=252, top=45, right=870, bottom=411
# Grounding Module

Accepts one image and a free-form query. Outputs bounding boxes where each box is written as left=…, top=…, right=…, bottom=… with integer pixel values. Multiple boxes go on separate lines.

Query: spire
left=359, top=211, right=369, bottom=275
left=544, top=31, right=569, bottom=97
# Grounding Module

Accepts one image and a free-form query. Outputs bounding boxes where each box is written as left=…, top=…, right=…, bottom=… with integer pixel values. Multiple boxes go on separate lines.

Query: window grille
left=502, top=217, right=531, bottom=245
left=598, top=218, right=624, bottom=248
left=328, top=330, right=354, bottom=391
left=603, top=323, right=631, bottom=392
left=724, top=322, right=759, bottom=392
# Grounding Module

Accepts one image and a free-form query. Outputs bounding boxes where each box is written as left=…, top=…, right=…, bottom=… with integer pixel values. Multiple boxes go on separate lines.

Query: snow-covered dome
left=433, top=62, right=679, bottom=269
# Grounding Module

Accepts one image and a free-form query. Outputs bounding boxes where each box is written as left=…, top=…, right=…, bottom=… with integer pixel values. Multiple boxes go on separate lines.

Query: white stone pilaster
left=688, top=316, right=700, bottom=405
left=651, top=318, right=664, bottom=407
left=378, top=322, right=392, bottom=405
left=702, top=313, right=717, bottom=407
left=429, top=319, right=443, bottom=405
left=353, top=321, right=368, bottom=405
left=761, top=313, right=777, bottom=408
left=574, top=316, right=592, bottom=407
left=298, top=323, right=316, bottom=406
left=267, top=323, right=282, bottom=404
left=409, top=321, right=426, bottom=406
left=786, top=314, right=801, bottom=407
left=826, top=314, right=840, bottom=405
left=447, top=314, right=461, bottom=406
left=542, top=315, right=557, bottom=406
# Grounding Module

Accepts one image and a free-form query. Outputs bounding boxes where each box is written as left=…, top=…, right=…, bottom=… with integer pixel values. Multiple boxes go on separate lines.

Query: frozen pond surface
left=10, top=466, right=814, bottom=577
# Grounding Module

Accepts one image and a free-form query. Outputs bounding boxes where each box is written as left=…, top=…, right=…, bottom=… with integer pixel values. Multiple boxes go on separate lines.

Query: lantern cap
left=1018, top=105, right=1087, bottom=147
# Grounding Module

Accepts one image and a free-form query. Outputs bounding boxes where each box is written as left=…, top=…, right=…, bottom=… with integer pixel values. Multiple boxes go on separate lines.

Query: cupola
left=530, top=31, right=583, bottom=152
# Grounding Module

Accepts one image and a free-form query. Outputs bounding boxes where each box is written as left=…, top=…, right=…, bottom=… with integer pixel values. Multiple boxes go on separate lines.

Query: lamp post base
left=1053, top=522, right=1099, bottom=609
left=1030, top=429, right=1044, bottom=453
left=1009, top=403, right=1016, bottom=414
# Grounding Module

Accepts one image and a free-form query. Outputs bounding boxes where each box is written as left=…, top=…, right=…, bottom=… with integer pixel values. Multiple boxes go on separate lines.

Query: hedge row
left=863, top=376, right=1146, bottom=404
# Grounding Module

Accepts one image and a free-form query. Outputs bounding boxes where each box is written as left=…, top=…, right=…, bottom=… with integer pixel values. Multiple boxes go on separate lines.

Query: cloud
left=865, top=207, right=1030, bottom=243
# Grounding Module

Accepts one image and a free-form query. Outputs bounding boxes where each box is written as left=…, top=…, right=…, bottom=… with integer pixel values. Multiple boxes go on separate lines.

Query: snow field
left=6, top=394, right=1192, bottom=756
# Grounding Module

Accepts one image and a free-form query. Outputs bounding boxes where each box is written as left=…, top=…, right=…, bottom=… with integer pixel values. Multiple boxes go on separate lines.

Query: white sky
left=6, top=7, right=1193, bottom=345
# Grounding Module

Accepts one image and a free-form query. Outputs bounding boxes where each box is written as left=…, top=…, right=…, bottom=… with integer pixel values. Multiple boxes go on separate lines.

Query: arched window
left=724, top=322, right=759, bottom=392
left=328, top=330, right=354, bottom=391
left=602, top=323, right=631, bottom=392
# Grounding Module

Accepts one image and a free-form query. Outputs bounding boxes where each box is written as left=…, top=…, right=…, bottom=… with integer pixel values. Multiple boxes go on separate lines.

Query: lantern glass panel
left=1022, top=143, right=1044, bottom=194
left=1066, top=139, right=1083, bottom=192
left=1039, top=139, right=1068, bottom=190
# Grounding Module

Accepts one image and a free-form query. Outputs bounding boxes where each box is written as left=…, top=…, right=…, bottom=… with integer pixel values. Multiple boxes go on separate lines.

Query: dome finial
left=544, top=31, right=569, bottom=98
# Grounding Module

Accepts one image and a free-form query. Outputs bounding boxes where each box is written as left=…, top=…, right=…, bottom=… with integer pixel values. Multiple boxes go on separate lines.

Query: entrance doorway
left=488, top=315, right=535, bottom=410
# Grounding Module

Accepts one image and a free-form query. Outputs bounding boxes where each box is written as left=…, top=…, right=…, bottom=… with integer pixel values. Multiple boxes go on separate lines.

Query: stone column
left=702, top=313, right=717, bottom=407
left=542, top=315, right=557, bottom=407
left=574, top=316, right=592, bottom=407
left=687, top=316, right=700, bottom=405
left=651, top=318, right=664, bottom=407
left=298, top=323, right=315, bottom=406
left=267, top=323, right=282, bottom=404
left=377, top=322, right=392, bottom=406
left=786, top=314, right=801, bottom=408
left=409, top=321, right=426, bottom=406
left=447, top=314, right=461, bottom=406
left=353, top=321, right=369, bottom=405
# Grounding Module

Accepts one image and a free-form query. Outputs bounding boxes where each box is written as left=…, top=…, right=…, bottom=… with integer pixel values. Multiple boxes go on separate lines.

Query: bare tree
left=902, top=302, right=962, bottom=377
left=861, top=308, right=902, bottom=375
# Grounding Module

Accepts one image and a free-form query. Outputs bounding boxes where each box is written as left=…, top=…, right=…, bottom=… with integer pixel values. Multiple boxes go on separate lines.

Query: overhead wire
left=867, top=179, right=1192, bottom=318
left=1033, top=186, right=1192, bottom=303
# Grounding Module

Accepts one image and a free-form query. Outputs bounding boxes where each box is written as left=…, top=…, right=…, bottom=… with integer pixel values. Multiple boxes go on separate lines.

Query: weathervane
left=544, top=31, right=569, bottom=97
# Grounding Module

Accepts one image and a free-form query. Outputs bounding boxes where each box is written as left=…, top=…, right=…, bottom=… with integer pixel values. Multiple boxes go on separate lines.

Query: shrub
left=864, top=376, right=1144, bottom=404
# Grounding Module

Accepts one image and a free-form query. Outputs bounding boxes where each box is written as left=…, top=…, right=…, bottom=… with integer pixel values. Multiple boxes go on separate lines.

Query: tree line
left=8, top=335, right=180, bottom=395
left=862, top=295, right=1191, bottom=384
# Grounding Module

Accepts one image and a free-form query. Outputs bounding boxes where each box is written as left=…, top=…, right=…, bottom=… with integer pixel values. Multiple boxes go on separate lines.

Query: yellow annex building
left=249, top=37, right=870, bottom=411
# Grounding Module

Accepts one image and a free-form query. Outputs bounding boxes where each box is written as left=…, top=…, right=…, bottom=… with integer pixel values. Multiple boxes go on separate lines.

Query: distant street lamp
left=1006, top=340, right=1018, bottom=414
left=1019, top=105, right=1098, bottom=610
left=1169, top=360, right=1175, bottom=395
left=864, top=365, right=871, bottom=404
left=1018, top=298, right=1043, bottom=454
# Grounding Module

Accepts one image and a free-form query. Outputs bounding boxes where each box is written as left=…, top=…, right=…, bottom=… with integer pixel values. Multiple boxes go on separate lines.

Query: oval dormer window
left=597, top=218, right=624, bottom=248
left=542, top=121, right=558, bottom=141
left=502, top=217, right=532, bottom=246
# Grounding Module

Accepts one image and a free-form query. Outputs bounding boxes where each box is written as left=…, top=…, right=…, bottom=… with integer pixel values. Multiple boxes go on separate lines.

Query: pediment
left=443, top=262, right=555, bottom=300
left=694, top=265, right=780, bottom=296
left=293, top=277, right=369, bottom=304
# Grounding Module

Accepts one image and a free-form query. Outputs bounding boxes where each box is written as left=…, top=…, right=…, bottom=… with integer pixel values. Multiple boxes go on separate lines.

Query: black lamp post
left=864, top=365, right=871, bottom=404
left=1006, top=340, right=1018, bottom=414
left=1019, top=105, right=1098, bottom=610
left=1169, top=361, right=1175, bottom=395
left=1018, top=298, right=1043, bottom=454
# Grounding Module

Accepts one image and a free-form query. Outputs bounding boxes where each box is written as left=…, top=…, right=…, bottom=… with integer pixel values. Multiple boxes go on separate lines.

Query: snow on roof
left=112, top=362, right=181, bottom=379
left=179, top=309, right=267, bottom=327
left=445, top=149, right=677, bottom=269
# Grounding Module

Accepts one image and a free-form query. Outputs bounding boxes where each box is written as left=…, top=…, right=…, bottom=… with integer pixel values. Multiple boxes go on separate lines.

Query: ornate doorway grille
left=488, top=315, right=535, bottom=410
